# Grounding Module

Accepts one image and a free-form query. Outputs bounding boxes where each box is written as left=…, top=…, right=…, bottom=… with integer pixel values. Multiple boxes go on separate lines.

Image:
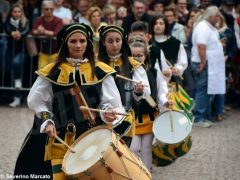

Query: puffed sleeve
left=155, top=60, right=168, bottom=107
left=99, top=75, right=126, bottom=126
left=174, top=44, right=188, bottom=75
left=132, top=65, right=151, bottom=101
left=27, top=76, right=53, bottom=118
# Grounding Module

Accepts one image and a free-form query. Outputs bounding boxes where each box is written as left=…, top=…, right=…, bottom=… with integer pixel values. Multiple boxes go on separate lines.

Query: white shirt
left=191, top=20, right=226, bottom=94
left=132, top=65, right=151, bottom=101
left=53, top=6, right=72, bottom=23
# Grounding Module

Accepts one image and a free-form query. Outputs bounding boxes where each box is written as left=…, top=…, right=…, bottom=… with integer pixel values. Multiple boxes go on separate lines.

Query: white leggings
left=130, top=133, right=153, bottom=170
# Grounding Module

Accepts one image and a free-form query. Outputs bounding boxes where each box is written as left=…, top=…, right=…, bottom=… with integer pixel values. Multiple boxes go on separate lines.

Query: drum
left=152, top=110, right=193, bottom=166
left=153, top=110, right=192, bottom=145
left=152, top=135, right=192, bottom=166
left=62, top=126, right=151, bottom=180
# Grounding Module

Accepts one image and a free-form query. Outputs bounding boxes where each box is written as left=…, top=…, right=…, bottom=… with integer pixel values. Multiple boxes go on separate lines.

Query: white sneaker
left=194, top=121, right=211, bottom=128
left=9, top=97, right=21, bottom=107
left=204, top=119, right=216, bottom=126
left=14, top=79, right=22, bottom=88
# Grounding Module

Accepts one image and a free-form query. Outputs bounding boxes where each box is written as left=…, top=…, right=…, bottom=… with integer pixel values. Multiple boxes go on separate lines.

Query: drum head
left=63, top=128, right=112, bottom=174
left=153, top=110, right=192, bottom=144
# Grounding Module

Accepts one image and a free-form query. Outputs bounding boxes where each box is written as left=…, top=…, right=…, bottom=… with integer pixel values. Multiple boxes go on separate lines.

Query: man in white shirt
left=191, top=6, right=225, bottom=127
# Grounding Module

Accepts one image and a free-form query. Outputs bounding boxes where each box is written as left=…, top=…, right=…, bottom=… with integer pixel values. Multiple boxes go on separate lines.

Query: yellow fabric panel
left=38, top=53, right=58, bottom=69
left=36, top=61, right=116, bottom=85
left=44, top=132, right=75, bottom=161
left=51, top=159, right=67, bottom=180
left=135, top=111, right=158, bottom=135
left=128, top=56, right=142, bottom=70
left=124, top=109, right=135, bottom=137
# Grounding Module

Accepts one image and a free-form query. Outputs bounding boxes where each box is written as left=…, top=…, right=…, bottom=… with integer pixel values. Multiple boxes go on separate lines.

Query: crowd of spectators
left=0, top=0, right=239, bottom=125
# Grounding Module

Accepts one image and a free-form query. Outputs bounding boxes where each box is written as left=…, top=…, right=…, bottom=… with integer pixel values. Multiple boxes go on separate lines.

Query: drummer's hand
left=163, top=69, right=171, bottom=77
left=134, top=81, right=144, bottom=94
left=103, top=109, right=117, bottom=122
left=44, top=122, right=56, bottom=137
left=170, top=67, right=180, bottom=76
left=164, top=100, right=174, bottom=109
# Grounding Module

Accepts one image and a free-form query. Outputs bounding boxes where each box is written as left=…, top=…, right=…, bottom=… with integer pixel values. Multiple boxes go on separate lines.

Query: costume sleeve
left=160, top=49, right=172, bottom=82
left=174, top=43, right=188, bottom=75
left=155, top=60, right=168, bottom=107
left=99, top=75, right=126, bottom=125
left=27, top=76, right=53, bottom=118
left=132, top=65, right=151, bottom=101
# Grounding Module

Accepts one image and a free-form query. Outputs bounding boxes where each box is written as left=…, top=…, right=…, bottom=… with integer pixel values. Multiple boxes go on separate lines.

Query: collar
left=109, top=53, right=122, bottom=61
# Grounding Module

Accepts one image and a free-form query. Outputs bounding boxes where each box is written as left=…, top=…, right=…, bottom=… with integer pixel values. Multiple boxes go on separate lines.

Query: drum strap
left=70, top=83, right=96, bottom=125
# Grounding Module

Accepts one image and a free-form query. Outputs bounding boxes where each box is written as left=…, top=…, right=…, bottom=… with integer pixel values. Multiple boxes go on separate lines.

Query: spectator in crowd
left=102, top=4, right=118, bottom=25
left=175, top=0, right=189, bottom=25
left=4, top=3, right=30, bottom=107
left=53, top=0, right=72, bottom=25
left=116, top=6, right=127, bottom=26
left=220, top=0, right=236, bottom=31
left=191, top=6, right=225, bottom=127
left=111, top=0, right=128, bottom=9
left=22, top=0, right=41, bottom=27
left=92, top=0, right=108, bottom=9
left=129, top=21, right=152, bottom=46
left=122, top=0, right=150, bottom=35
left=32, top=0, right=63, bottom=69
left=147, top=0, right=166, bottom=17
left=163, top=7, right=187, bottom=45
left=73, top=0, right=90, bottom=25
left=87, top=6, right=107, bottom=56
left=212, top=12, right=234, bottom=121
left=199, top=0, right=212, bottom=10
left=0, top=13, right=6, bottom=82
left=0, top=0, right=10, bottom=22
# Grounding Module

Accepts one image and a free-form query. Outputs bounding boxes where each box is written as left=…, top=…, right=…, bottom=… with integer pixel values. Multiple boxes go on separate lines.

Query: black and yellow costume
left=14, top=61, right=116, bottom=179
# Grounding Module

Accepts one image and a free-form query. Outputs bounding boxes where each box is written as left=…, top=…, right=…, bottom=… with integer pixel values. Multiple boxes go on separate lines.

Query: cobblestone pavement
left=0, top=106, right=240, bottom=180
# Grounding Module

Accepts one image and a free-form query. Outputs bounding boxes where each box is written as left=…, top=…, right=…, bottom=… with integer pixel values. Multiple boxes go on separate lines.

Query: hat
left=98, top=25, right=131, bottom=58
left=56, top=23, right=93, bottom=51
left=98, top=25, right=126, bottom=40
left=222, top=0, right=236, bottom=5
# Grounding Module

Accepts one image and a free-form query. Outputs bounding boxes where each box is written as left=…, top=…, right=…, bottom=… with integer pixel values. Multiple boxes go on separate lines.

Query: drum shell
left=152, top=135, right=192, bottom=166
left=62, top=126, right=151, bottom=180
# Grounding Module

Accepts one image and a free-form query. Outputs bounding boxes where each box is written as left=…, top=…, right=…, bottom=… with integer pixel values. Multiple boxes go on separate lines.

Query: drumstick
left=80, top=106, right=130, bottom=116
left=165, top=60, right=184, bottom=80
left=54, top=134, right=76, bottom=153
left=169, top=109, right=174, bottom=132
left=116, top=74, right=149, bottom=87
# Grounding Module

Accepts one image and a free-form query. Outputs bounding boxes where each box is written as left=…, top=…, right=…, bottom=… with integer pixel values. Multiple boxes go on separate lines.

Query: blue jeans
left=191, top=62, right=211, bottom=122
left=212, top=94, right=225, bottom=116
left=5, top=51, right=25, bottom=79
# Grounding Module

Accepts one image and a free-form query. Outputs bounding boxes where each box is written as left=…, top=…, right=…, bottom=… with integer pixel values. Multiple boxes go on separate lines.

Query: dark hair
left=131, top=21, right=149, bottom=33
left=163, top=6, right=176, bottom=16
left=149, top=14, right=169, bottom=38
left=50, top=23, right=95, bottom=77
left=148, top=0, right=166, bottom=10
left=98, top=25, right=132, bottom=78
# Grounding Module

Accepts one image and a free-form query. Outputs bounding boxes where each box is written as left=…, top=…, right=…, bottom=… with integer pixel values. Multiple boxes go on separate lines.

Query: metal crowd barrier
left=0, top=33, right=56, bottom=91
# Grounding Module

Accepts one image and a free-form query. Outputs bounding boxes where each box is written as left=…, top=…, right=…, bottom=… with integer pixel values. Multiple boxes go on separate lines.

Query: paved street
left=0, top=105, right=240, bottom=180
